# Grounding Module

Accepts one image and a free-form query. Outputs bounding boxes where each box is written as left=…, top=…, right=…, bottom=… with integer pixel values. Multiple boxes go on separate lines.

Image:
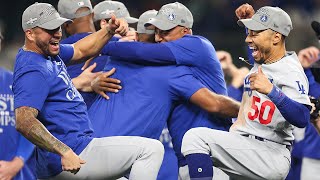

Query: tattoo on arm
left=15, top=106, right=71, bottom=156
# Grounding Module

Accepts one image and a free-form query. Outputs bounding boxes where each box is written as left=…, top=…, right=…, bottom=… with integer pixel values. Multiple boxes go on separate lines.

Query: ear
left=181, top=27, right=189, bottom=35
left=25, top=29, right=35, bottom=41
left=63, top=23, right=70, bottom=33
left=272, top=32, right=282, bottom=44
left=100, top=19, right=108, bottom=29
left=186, top=28, right=192, bottom=35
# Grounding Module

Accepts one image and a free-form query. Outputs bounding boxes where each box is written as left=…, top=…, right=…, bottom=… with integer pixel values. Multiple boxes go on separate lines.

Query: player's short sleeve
left=13, top=68, right=49, bottom=111
left=169, top=68, right=205, bottom=101
left=59, top=44, right=74, bottom=64
left=278, top=71, right=311, bottom=106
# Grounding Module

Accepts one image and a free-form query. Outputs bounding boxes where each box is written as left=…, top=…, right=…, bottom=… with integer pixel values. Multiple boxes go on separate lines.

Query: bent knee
left=144, top=138, right=165, bottom=157
left=181, top=128, right=211, bottom=156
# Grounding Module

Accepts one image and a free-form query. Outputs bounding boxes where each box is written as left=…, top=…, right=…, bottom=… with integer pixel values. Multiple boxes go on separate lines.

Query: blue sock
left=186, top=153, right=213, bottom=179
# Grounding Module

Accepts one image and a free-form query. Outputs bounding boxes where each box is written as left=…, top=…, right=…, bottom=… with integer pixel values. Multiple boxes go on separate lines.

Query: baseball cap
left=93, top=1, right=138, bottom=23
left=144, top=2, right=193, bottom=31
left=58, top=0, right=93, bottom=19
left=237, top=6, right=293, bottom=36
left=137, top=10, right=158, bottom=34
left=22, top=2, right=72, bottom=31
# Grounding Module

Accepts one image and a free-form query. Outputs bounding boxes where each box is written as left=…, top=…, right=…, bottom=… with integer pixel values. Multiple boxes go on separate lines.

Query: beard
left=35, top=37, right=59, bottom=57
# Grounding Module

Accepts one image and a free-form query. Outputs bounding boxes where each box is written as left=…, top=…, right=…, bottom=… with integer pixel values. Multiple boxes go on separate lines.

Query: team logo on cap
left=168, top=13, right=176, bottom=21
left=160, top=8, right=176, bottom=21
left=26, top=17, right=37, bottom=25
left=101, top=9, right=115, bottom=15
left=260, top=15, right=268, bottom=22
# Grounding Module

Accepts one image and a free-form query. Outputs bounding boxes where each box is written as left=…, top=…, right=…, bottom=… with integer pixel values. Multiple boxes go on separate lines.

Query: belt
left=242, top=134, right=291, bottom=151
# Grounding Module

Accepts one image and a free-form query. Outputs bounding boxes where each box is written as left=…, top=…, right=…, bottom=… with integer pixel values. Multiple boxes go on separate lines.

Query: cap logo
left=168, top=13, right=176, bottom=21
left=101, top=9, right=115, bottom=15
left=160, top=8, right=176, bottom=21
left=260, top=15, right=268, bottom=22
left=26, top=17, right=38, bottom=25
left=78, top=2, right=84, bottom=6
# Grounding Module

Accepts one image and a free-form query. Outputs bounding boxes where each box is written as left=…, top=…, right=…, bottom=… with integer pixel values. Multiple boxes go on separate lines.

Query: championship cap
left=22, top=2, right=72, bottom=31
left=58, top=0, right=93, bottom=19
left=93, top=1, right=138, bottom=23
left=137, top=10, right=158, bottom=34
left=237, top=6, right=293, bottom=36
left=144, top=2, right=193, bottom=30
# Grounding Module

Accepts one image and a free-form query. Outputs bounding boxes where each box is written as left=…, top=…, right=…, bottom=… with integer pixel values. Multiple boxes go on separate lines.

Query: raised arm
left=235, top=3, right=255, bottom=65
left=190, top=88, right=240, bottom=117
left=71, top=15, right=128, bottom=62
left=102, top=41, right=177, bottom=65
left=15, top=106, right=84, bottom=174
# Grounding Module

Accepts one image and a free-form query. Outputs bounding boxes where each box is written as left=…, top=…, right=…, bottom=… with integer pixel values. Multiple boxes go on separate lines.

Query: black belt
left=242, top=134, right=291, bottom=151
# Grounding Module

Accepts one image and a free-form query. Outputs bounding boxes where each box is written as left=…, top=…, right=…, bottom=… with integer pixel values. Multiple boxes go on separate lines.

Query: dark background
left=1, top=0, right=320, bottom=70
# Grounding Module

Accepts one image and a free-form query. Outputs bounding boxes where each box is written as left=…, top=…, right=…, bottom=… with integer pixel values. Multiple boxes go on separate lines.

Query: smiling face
left=245, top=29, right=276, bottom=64
left=27, top=26, right=62, bottom=56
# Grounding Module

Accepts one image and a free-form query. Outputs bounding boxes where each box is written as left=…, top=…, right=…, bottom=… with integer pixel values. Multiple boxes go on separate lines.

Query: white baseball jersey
left=231, top=51, right=311, bottom=145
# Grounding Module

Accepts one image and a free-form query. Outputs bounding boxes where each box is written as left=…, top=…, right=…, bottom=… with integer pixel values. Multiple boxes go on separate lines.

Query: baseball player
left=98, top=2, right=240, bottom=179
left=13, top=3, right=164, bottom=179
left=181, top=4, right=312, bottom=180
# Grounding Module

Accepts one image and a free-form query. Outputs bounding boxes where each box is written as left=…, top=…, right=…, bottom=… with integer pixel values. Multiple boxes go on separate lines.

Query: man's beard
left=35, top=38, right=59, bottom=57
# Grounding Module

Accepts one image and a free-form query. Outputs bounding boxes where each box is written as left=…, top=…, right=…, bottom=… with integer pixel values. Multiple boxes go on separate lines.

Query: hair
left=63, top=7, right=95, bottom=36
left=94, top=20, right=101, bottom=31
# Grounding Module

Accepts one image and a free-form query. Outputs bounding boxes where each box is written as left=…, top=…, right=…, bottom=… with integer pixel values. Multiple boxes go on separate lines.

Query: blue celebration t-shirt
left=13, top=45, right=93, bottom=178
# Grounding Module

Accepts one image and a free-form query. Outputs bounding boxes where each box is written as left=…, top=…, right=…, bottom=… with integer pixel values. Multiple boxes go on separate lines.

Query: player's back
left=89, top=57, right=186, bottom=139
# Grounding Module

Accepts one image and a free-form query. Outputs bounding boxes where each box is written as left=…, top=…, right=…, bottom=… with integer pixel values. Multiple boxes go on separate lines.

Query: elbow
left=207, top=105, right=220, bottom=113
left=15, top=118, right=23, bottom=133
left=15, top=114, right=27, bottom=135
left=206, top=99, right=223, bottom=113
